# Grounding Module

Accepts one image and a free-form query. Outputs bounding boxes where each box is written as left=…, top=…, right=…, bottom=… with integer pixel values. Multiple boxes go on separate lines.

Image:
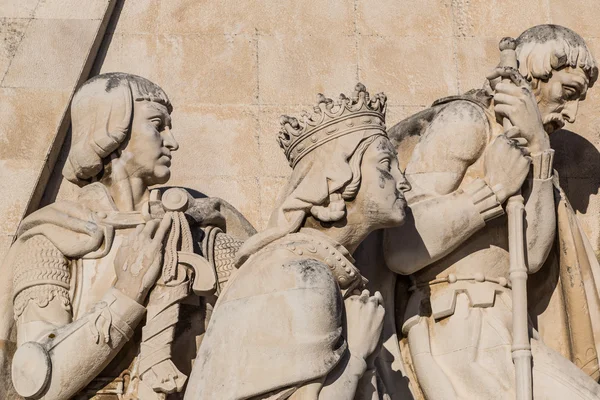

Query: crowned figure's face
left=536, top=66, right=589, bottom=134
left=121, top=100, right=179, bottom=186
left=351, top=136, right=410, bottom=230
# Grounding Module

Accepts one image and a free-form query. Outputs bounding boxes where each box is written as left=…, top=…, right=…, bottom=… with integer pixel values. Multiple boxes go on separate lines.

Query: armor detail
left=202, top=226, right=244, bottom=294
left=13, top=235, right=71, bottom=318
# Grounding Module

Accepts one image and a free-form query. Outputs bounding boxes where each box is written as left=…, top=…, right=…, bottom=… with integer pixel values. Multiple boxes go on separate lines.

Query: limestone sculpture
left=184, top=84, right=412, bottom=399
left=0, top=72, right=256, bottom=399
left=353, top=24, right=600, bottom=399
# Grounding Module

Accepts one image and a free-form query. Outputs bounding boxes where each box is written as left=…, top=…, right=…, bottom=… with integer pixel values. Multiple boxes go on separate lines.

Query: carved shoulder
left=12, top=235, right=71, bottom=320
left=404, top=100, right=491, bottom=197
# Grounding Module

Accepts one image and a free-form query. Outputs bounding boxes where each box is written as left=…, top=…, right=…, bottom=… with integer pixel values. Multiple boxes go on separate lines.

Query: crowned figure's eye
left=379, top=158, right=391, bottom=172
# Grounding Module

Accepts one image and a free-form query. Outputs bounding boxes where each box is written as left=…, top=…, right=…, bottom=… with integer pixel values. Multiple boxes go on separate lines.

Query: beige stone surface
left=358, top=35, right=458, bottom=105
left=455, top=37, right=498, bottom=93
left=2, top=18, right=101, bottom=89
left=0, top=0, right=39, bottom=18
left=357, top=0, right=454, bottom=38
left=0, top=88, right=71, bottom=160
left=157, top=0, right=354, bottom=36
left=172, top=105, right=261, bottom=178
left=160, top=34, right=258, bottom=105
left=34, top=0, right=108, bottom=20
left=257, top=105, right=300, bottom=177
left=549, top=0, right=600, bottom=39
left=258, top=176, right=287, bottom=228
left=258, top=34, right=356, bottom=105
left=451, top=0, right=550, bottom=38
left=108, top=0, right=160, bottom=34
left=0, top=159, right=44, bottom=235
left=0, top=233, right=13, bottom=263
left=0, top=18, right=28, bottom=82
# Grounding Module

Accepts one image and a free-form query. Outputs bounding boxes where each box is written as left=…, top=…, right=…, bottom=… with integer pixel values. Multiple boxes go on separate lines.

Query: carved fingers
left=486, top=66, right=530, bottom=89
left=344, top=289, right=385, bottom=362
left=484, top=135, right=532, bottom=203
left=491, top=72, right=549, bottom=153
left=114, top=214, right=173, bottom=304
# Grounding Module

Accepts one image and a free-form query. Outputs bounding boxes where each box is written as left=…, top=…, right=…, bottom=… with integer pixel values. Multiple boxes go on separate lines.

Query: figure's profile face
left=351, top=136, right=410, bottom=230
left=535, top=66, right=589, bottom=134
left=122, top=100, right=179, bottom=186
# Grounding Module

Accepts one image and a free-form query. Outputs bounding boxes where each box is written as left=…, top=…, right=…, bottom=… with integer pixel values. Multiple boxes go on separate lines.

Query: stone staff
left=498, top=37, right=533, bottom=400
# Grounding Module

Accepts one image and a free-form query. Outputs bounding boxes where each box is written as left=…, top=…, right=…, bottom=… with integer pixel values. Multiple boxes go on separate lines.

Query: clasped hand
left=487, top=66, right=550, bottom=154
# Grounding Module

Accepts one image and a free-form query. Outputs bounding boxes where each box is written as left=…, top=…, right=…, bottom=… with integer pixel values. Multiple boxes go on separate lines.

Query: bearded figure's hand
left=487, top=67, right=550, bottom=154
left=484, top=135, right=532, bottom=203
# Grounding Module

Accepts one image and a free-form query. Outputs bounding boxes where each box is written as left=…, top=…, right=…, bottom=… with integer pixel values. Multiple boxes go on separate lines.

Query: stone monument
left=356, top=24, right=600, bottom=400
left=1, top=2, right=600, bottom=398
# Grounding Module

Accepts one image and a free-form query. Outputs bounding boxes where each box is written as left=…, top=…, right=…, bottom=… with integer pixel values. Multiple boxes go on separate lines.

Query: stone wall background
left=0, top=0, right=115, bottom=263
left=3, top=0, right=600, bottom=260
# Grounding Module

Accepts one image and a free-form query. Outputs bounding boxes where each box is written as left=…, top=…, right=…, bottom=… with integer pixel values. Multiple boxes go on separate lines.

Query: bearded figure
left=356, top=24, right=600, bottom=399
left=0, top=73, right=255, bottom=400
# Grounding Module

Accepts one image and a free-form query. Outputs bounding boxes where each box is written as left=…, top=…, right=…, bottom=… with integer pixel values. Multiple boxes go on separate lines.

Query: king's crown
left=278, top=83, right=387, bottom=168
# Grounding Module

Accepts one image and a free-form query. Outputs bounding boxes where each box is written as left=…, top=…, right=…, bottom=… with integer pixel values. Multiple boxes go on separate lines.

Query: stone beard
left=366, top=23, right=600, bottom=400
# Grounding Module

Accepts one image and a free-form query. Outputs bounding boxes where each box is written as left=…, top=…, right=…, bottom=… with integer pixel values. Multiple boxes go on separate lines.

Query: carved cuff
left=531, top=149, right=554, bottom=180
left=100, top=288, right=146, bottom=341
left=348, top=352, right=368, bottom=377
left=463, top=179, right=504, bottom=222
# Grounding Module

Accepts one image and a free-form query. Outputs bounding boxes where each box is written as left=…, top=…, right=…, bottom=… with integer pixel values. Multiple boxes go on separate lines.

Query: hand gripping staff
left=497, top=37, right=533, bottom=400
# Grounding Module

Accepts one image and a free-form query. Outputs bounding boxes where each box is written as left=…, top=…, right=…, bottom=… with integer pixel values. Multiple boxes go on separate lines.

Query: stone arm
left=522, top=150, right=556, bottom=273
left=384, top=101, right=502, bottom=274
left=384, top=180, right=500, bottom=275
left=11, top=236, right=145, bottom=399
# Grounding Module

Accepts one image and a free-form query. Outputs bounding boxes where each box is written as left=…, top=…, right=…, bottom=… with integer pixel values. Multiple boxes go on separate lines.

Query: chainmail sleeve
left=202, top=226, right=244, bottom=295
left=13, top=235, right=71, bottom=320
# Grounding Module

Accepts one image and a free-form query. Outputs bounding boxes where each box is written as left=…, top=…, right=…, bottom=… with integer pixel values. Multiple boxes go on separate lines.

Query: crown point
left=278, top=84, right=387, bottom=168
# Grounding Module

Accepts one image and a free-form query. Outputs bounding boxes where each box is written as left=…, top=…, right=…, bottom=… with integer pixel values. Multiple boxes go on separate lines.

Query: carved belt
left=407, top=276, right=512, bottom=324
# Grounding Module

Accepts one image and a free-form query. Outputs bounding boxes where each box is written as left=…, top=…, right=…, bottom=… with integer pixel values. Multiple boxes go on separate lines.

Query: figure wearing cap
left=0, top=73, right=255, bottom=399
left=184, top=84, right=412, bottom=400
left=354, top=24, right=600, bottom=399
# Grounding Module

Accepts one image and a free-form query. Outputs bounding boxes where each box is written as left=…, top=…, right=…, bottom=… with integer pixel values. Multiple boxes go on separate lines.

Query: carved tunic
left=9, top=184, right=245, bottom=399
left=185, top=228, right=367, bottom=400
left=385, top=93, right=600, bottom=399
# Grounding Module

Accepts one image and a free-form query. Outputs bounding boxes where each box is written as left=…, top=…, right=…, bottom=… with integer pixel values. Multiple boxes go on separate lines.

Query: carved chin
left=382, top=199, right=407, bottom=227
left=393, top=202, right=407, bottom=225
left=153, top=167, right=171, bottom=184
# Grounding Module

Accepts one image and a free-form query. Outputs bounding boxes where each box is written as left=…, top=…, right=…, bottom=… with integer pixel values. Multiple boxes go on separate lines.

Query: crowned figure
left=184, top=84, right=412, bottom=400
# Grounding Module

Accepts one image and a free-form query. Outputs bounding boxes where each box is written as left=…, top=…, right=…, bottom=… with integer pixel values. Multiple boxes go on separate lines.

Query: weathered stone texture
left=3, top=0, right=600, bottom=252
left=0, top=0, right=116, bottom=264
left=0, top=18, right=28, bottom=81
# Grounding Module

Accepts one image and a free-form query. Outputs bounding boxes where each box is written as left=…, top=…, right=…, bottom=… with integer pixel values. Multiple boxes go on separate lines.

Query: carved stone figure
left=184, top=84, right=411, bottom=400
left=0, top=72, right=255, bottom=399
left=357, top=24, right=600, bottom=399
